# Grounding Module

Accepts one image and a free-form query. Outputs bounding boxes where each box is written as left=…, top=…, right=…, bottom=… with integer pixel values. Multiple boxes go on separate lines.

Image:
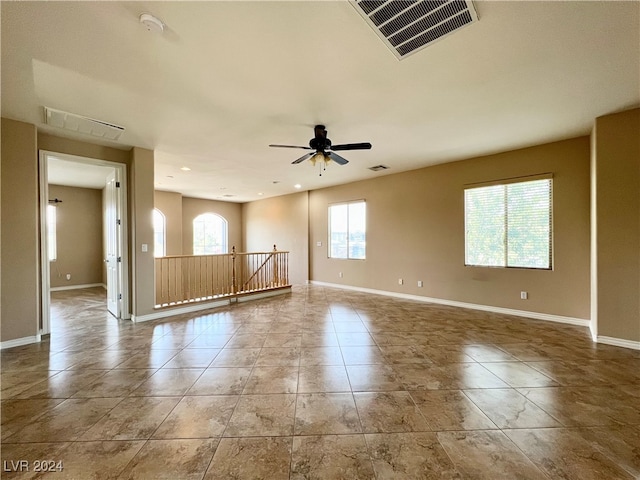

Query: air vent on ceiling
left=368, top=164, right=390, bottom=171
left=43, top=107, right=125, bottom=140
left=352, top=0, right=478, bottom=59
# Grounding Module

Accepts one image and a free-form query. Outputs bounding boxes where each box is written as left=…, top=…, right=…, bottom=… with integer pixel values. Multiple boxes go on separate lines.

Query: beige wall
left=49, top=185, right=103, bottom=288
left=309, top=137, right=591, bottom=319
left=593, top=108, right=640, bottom=342
left=242, top=191, right=309, bottom=285
left=1, top=118, right=40, bottom=342
left=181, top=197, right=242, bottom=255
left=154, top=190, right=183, bottom=255
left=130, top=147, right=156, bottom=317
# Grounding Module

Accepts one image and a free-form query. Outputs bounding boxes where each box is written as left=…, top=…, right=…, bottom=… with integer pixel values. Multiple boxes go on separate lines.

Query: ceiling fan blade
left=292, top=152, right=314, bottom=164
left=327, top=152, right=349, bottom=165
left=269, top=144, right=313, bottom=150
left=330, top=142, right=372, bottom=151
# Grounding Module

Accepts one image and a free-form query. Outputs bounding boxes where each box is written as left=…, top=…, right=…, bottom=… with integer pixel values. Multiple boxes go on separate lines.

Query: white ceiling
left=2, top=1, right=639, bottom=202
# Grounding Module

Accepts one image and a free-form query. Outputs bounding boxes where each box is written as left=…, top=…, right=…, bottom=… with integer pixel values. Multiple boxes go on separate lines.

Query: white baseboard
left=133, top=299, right=231, bottom=323
left=589, top=322, right=598, bottom=342
left=236, top=287, right=291, bottom=302
left=597, top=335, right=640, bottom=350
left=0, top=334, right=41, bottom=350
left=50, top=283, right=104, bottom=292
left=135, top=287, right=292, bottom=323
left=310, top=281, right=590, bottom=327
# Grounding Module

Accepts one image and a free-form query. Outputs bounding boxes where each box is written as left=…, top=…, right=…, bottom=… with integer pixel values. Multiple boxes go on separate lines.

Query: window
left=193, top=213, right=228, bottom=255
left=153, top=209, right=166, bottom=257
left=329, top=200, right=366, bottom=259
left=464, top=177, right=552, bottom=269
left=47, top=204, right=57, bottom=262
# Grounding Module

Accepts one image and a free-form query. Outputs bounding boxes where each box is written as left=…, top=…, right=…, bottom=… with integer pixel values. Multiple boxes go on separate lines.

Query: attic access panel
left=352, top=0, right=478, bottom=60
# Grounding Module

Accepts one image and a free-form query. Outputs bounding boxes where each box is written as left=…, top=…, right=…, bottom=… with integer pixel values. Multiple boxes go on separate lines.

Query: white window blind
left=465, top=177, right=552, bottom=269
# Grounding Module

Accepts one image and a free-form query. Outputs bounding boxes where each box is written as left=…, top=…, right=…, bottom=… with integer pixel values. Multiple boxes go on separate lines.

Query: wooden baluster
left=273, top=245, right=278, bottom=286
left=231, top=246, right=237, bottom=294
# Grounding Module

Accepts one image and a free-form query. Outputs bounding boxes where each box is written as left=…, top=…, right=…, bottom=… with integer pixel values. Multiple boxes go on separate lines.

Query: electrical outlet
left=316, top=241, right=322, bottom=247
left=66, top=273, right=71, bottom=280
left=141, top=244, right=148, bottom=252
left=418, top=280, right=423, bottom=287
left=398, top=278, right=403, bottom=285
left=520, top=291, right=528, bottom=300
left=339, top=272, right=343, bottom=278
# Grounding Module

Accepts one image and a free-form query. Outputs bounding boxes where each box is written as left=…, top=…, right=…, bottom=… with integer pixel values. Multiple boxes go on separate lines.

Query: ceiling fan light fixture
left=310, top=152, right=325, bottom=166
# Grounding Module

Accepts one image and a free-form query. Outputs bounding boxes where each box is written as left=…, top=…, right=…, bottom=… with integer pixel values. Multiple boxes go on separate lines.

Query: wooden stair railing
left=154, top=245, right=289, bottom=308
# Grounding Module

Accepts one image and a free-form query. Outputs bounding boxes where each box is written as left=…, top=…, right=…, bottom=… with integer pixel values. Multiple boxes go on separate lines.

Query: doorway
left=39, top=151, right=129, bottom=335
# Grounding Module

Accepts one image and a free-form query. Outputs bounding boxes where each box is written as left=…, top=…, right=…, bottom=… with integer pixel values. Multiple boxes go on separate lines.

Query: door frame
left=39, top=150, right=130, bottom=335
left=104, top=169, right=122, bottom=318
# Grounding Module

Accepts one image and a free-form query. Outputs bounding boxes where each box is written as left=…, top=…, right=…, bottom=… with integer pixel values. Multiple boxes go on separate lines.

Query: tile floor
left=1, top=285, right=639, bottom=479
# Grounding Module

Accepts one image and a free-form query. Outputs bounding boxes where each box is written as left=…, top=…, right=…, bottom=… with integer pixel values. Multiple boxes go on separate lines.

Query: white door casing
left=105, top=170, right=121, bottom=317
left=39, top=151, right=130, bottom=335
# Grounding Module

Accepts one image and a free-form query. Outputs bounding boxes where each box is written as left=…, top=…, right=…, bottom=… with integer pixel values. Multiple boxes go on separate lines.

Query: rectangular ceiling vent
left=43, top=107, right=125, bottom=141
left=368, top=164, right=390, bottom=171
left=352, top=0, right=478, bottom=59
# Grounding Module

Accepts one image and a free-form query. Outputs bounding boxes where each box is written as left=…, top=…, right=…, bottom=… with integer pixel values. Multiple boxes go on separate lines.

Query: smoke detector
left=139, top=13, right=164, bottom=33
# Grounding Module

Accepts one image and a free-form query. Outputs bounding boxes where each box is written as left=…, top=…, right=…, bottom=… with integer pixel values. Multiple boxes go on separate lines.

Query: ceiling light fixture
left=139, top=13, right=164, bottom=33
left=294, top=184, right=302, bottom=189
left=180, top=166, right=191, bottom=171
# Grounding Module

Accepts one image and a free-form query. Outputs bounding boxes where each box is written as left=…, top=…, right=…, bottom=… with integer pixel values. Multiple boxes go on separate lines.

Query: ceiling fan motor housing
left=309, top=137, right=331, bottom=151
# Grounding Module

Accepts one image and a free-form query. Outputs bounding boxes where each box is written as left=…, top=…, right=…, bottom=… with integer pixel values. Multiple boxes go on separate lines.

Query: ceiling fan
left=269, top=125, right=372, bottom=174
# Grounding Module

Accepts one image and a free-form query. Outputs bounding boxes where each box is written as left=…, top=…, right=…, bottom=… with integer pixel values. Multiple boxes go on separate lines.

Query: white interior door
left=105, top=171, right=121, bottom=317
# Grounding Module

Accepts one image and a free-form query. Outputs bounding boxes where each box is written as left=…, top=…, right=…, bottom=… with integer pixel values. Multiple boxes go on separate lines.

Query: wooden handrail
left=158, top=250, right=281, bottom=259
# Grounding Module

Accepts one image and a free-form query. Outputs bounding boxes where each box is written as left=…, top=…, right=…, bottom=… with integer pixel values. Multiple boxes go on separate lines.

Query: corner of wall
left=130, top=147, right=156, bottom=317
left=1, top=118, right=40, bottom=342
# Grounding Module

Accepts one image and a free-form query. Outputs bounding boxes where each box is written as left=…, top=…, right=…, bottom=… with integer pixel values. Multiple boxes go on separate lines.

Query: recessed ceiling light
left=180, top=166, right=191, bottom=171
left=257, top=192, right=264, bottom=196
left=294, top=184, right=302, bottom=189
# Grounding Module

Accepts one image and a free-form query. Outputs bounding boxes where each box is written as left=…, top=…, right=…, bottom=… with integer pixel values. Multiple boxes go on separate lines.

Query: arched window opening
left=153, top=208, right=166, bottom=257
left=193, top=213, right=228, bottom=255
